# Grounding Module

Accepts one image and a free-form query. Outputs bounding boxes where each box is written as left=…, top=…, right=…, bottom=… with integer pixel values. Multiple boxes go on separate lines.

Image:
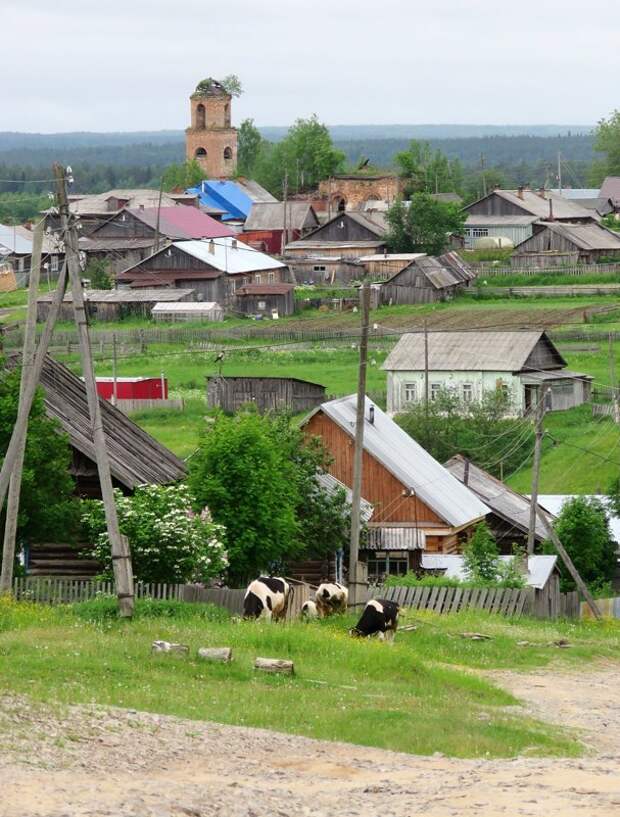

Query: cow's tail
left=285, top=582, right=294, bottom=619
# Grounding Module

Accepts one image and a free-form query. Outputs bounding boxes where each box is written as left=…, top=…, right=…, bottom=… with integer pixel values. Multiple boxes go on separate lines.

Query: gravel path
left=1, top=662, right=619, bottom=817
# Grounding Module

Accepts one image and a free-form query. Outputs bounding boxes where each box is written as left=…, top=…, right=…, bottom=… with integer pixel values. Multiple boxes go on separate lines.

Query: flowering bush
left=81, top=484, right=227, bottom=584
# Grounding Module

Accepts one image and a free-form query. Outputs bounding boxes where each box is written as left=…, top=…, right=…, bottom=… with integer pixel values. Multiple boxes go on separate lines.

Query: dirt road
left=1, top=663, right=619, bottom=817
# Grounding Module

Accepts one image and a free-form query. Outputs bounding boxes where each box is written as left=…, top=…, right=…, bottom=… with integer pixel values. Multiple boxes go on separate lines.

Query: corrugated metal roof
left=171, top=238, right=286, bottom=274
left=126, top=207, right=235, bottom=240
left=37, top=288, right=194, bottom=304
left=56, top=190, right=196, bottom=217
left=316, top=471, right=374, bottom=522
left=492, top=190, right=594, bottom=220
left=151, top=301, right=222, bottom=314
left=534, top=221, right=620, bottom=251
left=599, top=177, right=620, bottom=204
left=80, top=237, right=156, bottom=252
left=309, top=394, right=489, bottom=528
left=366, top=526, right=425, bottom=550
left=382, top=330, right=556, bottom=372
left=445, top=455, right=547, bottom=540
left=438, top=251, right=477, bottom=282
left=359, top=253, right=426, bottom=262
left=549, top=188, right=601, bottom=199
left=244, top=202, right=316, bottom=231
left=0, top=223, right=35, bottom=254
left=420, top=553, right=558, bottom=590
left=466, top=215, right=538, bottom=226
left=237, top=179, right=279, bottom=204
left=415, top=257, right=461, bottom=289
left=285, top=240, right=384, bottom=251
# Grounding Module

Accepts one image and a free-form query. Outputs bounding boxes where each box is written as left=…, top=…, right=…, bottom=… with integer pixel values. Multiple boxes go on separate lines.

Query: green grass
left=480, top=271, right=620, bottom=287
left=3, top=598, right=617, bottom=758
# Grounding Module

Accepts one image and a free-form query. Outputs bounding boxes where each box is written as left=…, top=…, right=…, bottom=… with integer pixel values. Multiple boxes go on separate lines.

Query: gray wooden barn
left=234, top=283, right=295, bottom=317
left=380, top=252, right=475, bottom=305
left=36, top=288, right=195, bottom=323
left=207, top=376, right=326, bottom=414
left=512, top=221, right=620, bottom=264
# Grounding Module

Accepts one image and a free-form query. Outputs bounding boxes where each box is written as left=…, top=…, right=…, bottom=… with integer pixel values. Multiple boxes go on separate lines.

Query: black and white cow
left=301, top=600, right=318, bottom=619
left=243, top=577, right=291, bottom=621
left=350, top=598, right=399, bottom=642
left=315, top=582, right=348, bottom=617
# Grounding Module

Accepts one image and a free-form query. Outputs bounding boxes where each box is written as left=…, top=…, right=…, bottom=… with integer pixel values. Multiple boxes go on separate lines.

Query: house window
left=462, top=383, right=473, bottom=403
left=367, top=552, right=409, bottom=581
left=51, top=255, right=59, bottom=273
left=467, top=227, right=489, bottom=238
left=267, top=272, right=275, bottom=283
left=255, top=274, right=262, bottom=284
left=257, top=300, right=267, bottom=310
left=403, top=382, right=418, bottom=404
left=235, top=277, right=248, bottom=291
left=430, top=383, right=442, bottom=401
left=17, top=257, right=25, bottom=272
left=496, top=381, right=510, bottom=402
left=313, top=265, right=326, bottom=272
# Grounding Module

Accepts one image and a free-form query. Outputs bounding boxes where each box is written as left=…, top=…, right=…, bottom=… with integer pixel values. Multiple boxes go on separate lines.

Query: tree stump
left=197, top=647, right=233, bottom=663
left=254, top=657, right=295, bottom=675
left=151, top=640, right=189, bottom=654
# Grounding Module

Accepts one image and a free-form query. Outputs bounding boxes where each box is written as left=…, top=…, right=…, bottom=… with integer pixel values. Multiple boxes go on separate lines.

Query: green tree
left=385, top=193, right=466, bottom=255
left=593, top=110, right=620, bottom=177
left=0, top=366, right=77, bottom=550
left=237, top=118, right=264, bottom=177
left=220, top=74, right=243, bottom=97
left=395, top=140, right=464, bottom=197
left=84, top=258, right=112, bottom=290
left=544, top=496, right=616, bottom=594
left=162, top=159, right=204, bottom=192
left=463, top=522, right=500, bottom=583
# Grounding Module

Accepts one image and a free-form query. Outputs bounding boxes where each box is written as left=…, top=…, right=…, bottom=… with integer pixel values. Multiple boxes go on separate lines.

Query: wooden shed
left=512, top=221, right=620, bottom=264
left=36, top=288, right=195, bottom=323
left=380, top=254, right=473, bottom=305
left=234, top=283, right=295, bottom=317
left=207, top=376, right=326, bottom=414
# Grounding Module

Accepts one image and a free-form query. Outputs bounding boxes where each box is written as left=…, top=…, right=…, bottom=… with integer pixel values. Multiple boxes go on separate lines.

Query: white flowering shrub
left=81, top=484, right=227, bottom=584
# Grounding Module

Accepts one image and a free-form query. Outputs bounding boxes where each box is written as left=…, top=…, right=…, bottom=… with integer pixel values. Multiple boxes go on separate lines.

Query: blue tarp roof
left=186, top=180, right=253, bottom=221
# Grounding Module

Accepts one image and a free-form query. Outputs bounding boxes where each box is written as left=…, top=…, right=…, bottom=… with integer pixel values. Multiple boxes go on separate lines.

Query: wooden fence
left=471, top=262, right=620, bottom=277
left=366, top=584, right=532, bottom=617
left=472, top=284, right=620, bottom=297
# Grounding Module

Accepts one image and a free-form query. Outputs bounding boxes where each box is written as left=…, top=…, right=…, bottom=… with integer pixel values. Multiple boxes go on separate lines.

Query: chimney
left=232, top=239, right=237, bottom=250
left=368, top=405, right=375, bottom=425
left=548, top=198, right=554, bottom=221
left=209, top=239, right=215, bottom=255
left=139, top=204, right=145, bottom=211
left=463, top=457, right=470, bottom=486
left=537, top=186, right=546, bottom=199
left=516, top=186, right=524, bottom=200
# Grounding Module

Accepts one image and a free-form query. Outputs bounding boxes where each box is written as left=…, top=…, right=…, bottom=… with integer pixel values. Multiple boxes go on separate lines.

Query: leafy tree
left=84, top=258, right=112, bottom=289
left=0, top=365, right=78, bottom=551
left=463, top=522, right=500, bottom=583
left=593, top=110, right=620, bottom=177
left=220, top=74, right=243, bottom=97
left=395, top=140, right=464, bottom=196
left=463, top=167, right=507, bottom=204
left=237, top=118, right=264, bottom=177
left=396, top=389, right=534, bottom=479
left=385, top=193, right=466, bottom=255
left=162, top=159, right=204, bottom=192
left=81, top=484, right=227, bottom=583
left=544, top=496, right=616, bottom=594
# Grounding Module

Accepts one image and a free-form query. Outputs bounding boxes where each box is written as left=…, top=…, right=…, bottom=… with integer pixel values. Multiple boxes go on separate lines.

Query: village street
left=1, top=661, right=619, bottom=817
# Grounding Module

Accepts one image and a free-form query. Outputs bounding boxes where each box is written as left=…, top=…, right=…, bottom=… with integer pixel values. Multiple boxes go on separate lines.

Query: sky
left=4, top=0, right=620, bottom=132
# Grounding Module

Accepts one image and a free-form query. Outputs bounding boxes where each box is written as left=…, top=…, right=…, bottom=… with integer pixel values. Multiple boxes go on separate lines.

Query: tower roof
left=192, top=78, right=230, bottom=98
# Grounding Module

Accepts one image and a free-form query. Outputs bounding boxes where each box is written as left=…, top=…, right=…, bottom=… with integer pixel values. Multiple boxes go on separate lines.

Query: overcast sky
left=4, top=0, right=619, bottom=132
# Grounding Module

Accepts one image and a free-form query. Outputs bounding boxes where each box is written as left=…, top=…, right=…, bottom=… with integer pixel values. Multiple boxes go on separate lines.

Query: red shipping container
left=95, top=377, right=168, bottom=401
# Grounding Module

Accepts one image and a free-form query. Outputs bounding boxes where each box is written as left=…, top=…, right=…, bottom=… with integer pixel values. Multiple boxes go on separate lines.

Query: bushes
left=70, top=596, right=230, bottom=624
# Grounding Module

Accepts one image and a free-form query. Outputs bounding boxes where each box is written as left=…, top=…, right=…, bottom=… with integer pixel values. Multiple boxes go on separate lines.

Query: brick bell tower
left=185, top=78, right=237, bottom=178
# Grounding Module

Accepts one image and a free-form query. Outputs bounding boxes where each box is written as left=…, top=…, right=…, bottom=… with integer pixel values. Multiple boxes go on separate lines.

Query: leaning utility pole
left=349, top=279, right=371, bottom=609
left=54, top=164, right=134, bottom=617
left=282, top=170, right=289, bottom=252
left=424, top=319, right=430, bottom=447
left=527, top=384, right=547, bottom=555
left=609, top=333, right=620, bottom=424
left=0, top=220, right=43, bottom=594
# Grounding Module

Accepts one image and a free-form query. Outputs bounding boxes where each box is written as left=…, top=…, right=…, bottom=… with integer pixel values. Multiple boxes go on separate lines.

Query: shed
left=95, top=377, right=168, bottom=401
left=358, top=253, right=425, bottom=280
left=464, top=188, right=596, bottom=222
left=151, top=301, right=224, bottom=322
left=36, top=288, right=195, bottom=322
left=421, top=553, right=559, bottom=591
left=242, top=202, right=319, bottom=254
left=513, top=221, right=620, bottom=264
left=234, top=283, right=295, bottom=317
left=300, top=211, right=387, bottom=243
left=380, top=255, right=471, bottom=305
left=207, top=376, right=326, bottom=414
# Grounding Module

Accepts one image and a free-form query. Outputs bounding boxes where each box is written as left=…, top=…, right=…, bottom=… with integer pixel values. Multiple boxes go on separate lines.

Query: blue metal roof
left=186, top=180, right=253, bottom=221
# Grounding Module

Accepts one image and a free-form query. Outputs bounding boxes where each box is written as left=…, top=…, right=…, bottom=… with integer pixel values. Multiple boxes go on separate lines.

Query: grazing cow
left=243, top=577, right=291, bottom=621
left=301, top=600, right=318, bottom=619
left=315, top=582, right=348, bottom=617
left=350, top=598, right=399, bottom=642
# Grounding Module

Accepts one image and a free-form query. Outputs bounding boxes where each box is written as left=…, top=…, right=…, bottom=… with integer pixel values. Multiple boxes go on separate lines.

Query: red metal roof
left=127, top=206, right=235, bottom=240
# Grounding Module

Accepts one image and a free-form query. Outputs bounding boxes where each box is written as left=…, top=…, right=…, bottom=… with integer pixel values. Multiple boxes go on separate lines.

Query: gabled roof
left=526, top=221, right=620, bottom=251
left=382, top=330, right=566, bottom=372
left=34, top=356, right=186, bottom=488
left=244, top=202, right=318, bottom=232
left=316, top=471, right=374, bottom=522
left=421, top=553, right=558, bottom=590
left=303, top=211, right=387, bottom=240
left=37, top=288, right=194, bottom=304
left=124, top=207, right=235, bottom=240
left=187, top=179, right=277, bottom=221
left=50, top=190, right=196, bottom=217
left=445, top=455, right=547, bottom=541
left=0, top=223, right=33, bottom=254
left=465, top=214, right=539, bottom=226
left=599, top=176, right=620, bottom=205
left=468, top=189, right=594, bottom=220
left=438, top=251, right=477, bottom=282
left=303, top=394, right=489, bottom=528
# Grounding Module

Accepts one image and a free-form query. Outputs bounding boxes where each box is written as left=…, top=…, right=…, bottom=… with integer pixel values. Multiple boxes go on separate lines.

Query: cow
left=315, top=582, right=348, bottom=617
left=349, top=598, right=399, bottom=642
left=243, top=577, right=291, bottom=622
left=301, top=600, right=318, bottom=619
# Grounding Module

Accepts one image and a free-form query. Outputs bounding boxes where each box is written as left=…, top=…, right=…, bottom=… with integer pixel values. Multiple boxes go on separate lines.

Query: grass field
left=2, top=597, right=619, bottom=759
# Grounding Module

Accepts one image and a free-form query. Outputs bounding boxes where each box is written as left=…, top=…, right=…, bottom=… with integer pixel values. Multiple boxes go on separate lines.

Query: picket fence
left=368, top=584, right=532, bottom=617
left=471, top=262, right=620, bottom=277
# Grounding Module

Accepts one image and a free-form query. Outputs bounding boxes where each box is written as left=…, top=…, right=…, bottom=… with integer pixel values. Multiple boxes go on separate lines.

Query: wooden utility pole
left=557, top=151, right=562, bottom=192
left=527, top=384, right=547, bottom=555
left=349, top=279, right=371, bottom=609
left=0, top=220, right=43, bottom=594
left=480, top=153, right=487, bottom=197
left=535, top=504, right=602, bottom=619
left=54, top=164, right=134, bottom=617
left=282, top=170, right=289, bottom=252
left=609, top=333, right=620, bottom=424
left=153, top=176, right=164, bottom=254
left=112, top=332, right=118, bottom=407
left=424, top=319, right=430, bottom=447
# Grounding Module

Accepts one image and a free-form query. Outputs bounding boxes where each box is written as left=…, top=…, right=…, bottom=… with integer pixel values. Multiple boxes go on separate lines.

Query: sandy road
left=1, top=663, right=619, bottom=817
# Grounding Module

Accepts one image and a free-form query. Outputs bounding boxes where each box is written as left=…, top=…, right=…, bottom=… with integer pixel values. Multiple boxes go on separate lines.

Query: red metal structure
left=95, top=377, right=168, bottom=401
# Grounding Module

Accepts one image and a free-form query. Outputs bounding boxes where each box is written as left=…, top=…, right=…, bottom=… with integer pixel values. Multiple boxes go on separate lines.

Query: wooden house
left=512, top=221, right=620, bottom=265
left=117, top=238, right=289, bottom=306
left=380, top=252, right=475, bottom=305
left=0, top=223, right=64, bottom=280
left=383, top=330, right=593, bottom=416
left=302, top=395, right=489, bottom=575
left=464, top=188, right=596, bottom=223
left=358, top=253, right=424, bottom=281
left=80, top=206, right=236, bottom=274
left=234, top=283, right=296, bottom=317
left=207, top=375, right=326, bottom=414
left=36, top=288, right=195, bottom=323
left=242, top=202, right=319, bottom=254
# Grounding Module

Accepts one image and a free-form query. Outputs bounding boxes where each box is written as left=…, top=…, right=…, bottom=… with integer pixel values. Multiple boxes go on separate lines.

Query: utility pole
left=557, top=151, right=562, bottom=192
left=112, top=332, right=118, bottom=407
left=282, top=170, right=289, bottom=253
left=0, top=220, right=43, bottom=594
left=480, top=153, right=487, bottom=197
left=527, top=384, right=548, bottom=555
left=54, top=164, right=134, bottom=617
left=609, top=333, right=620, bottom=424
left=349, top=279, right=370, bottom=609
left=424, top=319, right=430, bottom=447
left=153, top=176, right=164, bottom=254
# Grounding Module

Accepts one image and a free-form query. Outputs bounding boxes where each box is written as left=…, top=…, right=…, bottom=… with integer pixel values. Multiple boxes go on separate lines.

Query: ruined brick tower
left=185, top=78, right=237, bottom=178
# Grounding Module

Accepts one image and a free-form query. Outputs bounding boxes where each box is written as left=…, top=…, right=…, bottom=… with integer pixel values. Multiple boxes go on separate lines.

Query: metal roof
left=307, top=394, right=489, bottom=528
left=549, top=188, right=601, bottom=199
left=316, top=471, right=374, bottom=522
left=304, top=211, right=387, bottom=240
left=55, top=190, right=197, bottom=217
left=466, top=214, right=538, bottom=226
left=151, top=301, right=222, bottom=314
left=532, top=221, right=620, bottom=251
left=244, top=202, right=317, bottom=232
left=445, top=455, right=547, bottom=541
left=359, top=253, right=426, bottom=262
left=599, top=177, right=620, bottom=204
left=382, top=330, right=561, bottom=372
left=0, top=223, right=34, bottom=254
left=421, top=553, right=558, bottom=589
left=491, top=189, right=594, bottom=220
left=37, top=288, right=194, bottom=304
left=187, top=180, right=277, bottom=222
left=125, top=207, right=235, bottom=240
left=170, top=238, right=286, bottom=274
left=285, top=240, right=384, bottom=251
